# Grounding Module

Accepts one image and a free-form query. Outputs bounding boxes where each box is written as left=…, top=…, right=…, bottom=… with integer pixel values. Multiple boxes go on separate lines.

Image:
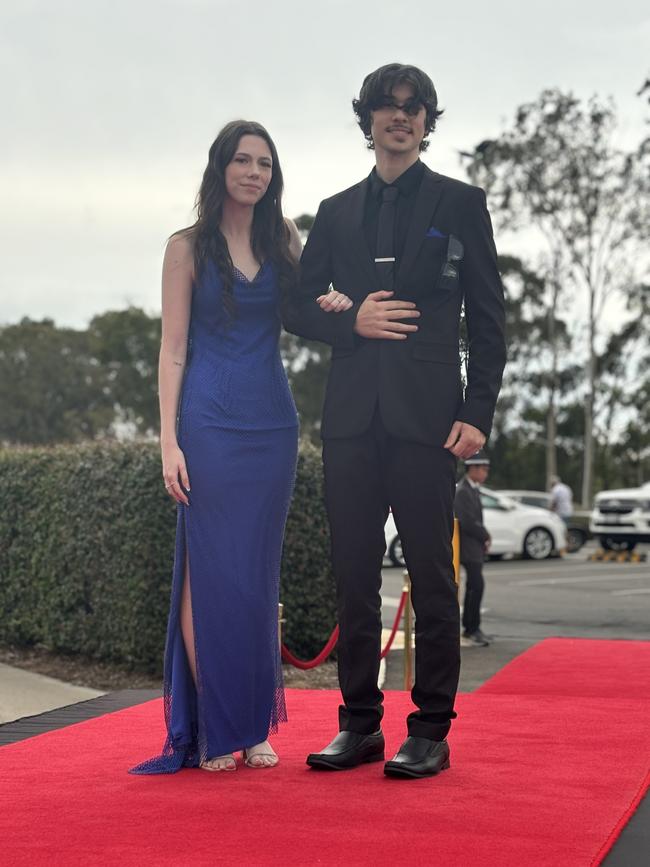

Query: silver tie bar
left=374, top=257, right=396, bottom=263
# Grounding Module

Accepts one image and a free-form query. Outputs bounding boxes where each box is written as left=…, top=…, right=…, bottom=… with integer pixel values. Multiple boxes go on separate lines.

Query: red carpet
left=2, top=639, right=648, bottom=866
left=476, top=637, right=650, bottom=700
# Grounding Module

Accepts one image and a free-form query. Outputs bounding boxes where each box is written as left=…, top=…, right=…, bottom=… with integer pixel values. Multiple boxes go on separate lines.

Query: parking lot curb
left=588, top=549, right=648, bottom=563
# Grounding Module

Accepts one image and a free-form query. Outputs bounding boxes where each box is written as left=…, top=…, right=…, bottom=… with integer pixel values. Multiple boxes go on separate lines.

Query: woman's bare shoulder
left=164, top=231, right=195, bottom=274
left=166, top=229, right=194, bottom=257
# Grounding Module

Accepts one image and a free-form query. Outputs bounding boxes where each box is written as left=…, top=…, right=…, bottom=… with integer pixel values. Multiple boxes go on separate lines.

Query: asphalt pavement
left=381, top=541, right=649, bottom=690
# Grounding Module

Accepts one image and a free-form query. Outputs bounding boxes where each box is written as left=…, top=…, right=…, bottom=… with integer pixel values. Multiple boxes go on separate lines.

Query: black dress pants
left=322, top=409, right=460, bottom=741
left=461, top=560, right=485, bottom=635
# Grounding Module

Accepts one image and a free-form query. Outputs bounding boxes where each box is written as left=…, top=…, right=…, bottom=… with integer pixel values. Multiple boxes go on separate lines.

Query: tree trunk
left=546, top=399, right=557, bottom=486
left=582, top=391, right=594, bottom=508
left=581, top=284, right=597, bottom=508
left=546, top=279, right=560, bottom=487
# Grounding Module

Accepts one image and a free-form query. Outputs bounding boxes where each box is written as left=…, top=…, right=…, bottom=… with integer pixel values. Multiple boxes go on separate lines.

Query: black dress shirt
left=364, top=159, right=425, bottom=262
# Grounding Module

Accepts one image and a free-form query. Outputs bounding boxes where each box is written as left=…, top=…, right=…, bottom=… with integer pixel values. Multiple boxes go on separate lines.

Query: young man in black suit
left=284, top=63, right=506, bottom=778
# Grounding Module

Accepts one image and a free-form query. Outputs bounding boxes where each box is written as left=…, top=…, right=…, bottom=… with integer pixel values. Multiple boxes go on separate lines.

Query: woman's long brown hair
left=177, top=120, right=297, bottom=318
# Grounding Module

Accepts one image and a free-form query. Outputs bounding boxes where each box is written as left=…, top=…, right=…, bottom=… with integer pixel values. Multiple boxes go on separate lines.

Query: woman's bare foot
left=200, top=754, right=236, bottom=771
left=243, top=740, right=279, bottom=768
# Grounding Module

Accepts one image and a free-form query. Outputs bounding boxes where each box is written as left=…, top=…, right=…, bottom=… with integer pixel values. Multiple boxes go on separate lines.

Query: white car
left=496, top=489, right=591, bottom=553
left=384, top=487, right=567, bottom=566
left=589, top=482, right=650, bottom=552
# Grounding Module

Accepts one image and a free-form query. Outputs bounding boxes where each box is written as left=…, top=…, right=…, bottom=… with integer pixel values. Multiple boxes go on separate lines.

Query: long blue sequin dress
left=130, top=260, right=298, bottom=774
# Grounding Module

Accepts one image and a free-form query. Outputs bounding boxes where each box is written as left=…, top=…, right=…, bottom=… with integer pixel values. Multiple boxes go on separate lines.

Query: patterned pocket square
left=425, top=226, right=447, bottom=239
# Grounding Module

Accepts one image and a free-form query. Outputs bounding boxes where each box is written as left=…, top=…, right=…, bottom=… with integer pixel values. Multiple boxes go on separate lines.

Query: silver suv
left=589, top=483, right=650, bottom=552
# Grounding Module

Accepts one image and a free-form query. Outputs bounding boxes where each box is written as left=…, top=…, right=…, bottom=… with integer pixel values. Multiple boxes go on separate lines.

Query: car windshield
left=496, top=491, right=550, bottom=509
left=520, top=496, right=550, bottom=509
left=480, top=488, right=518, bottom=510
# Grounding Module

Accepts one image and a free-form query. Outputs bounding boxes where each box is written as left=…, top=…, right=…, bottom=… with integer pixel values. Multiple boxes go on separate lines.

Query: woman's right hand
left=316, top=290, right=354, bottom=313
left=161, top=442, right=191, bottom=506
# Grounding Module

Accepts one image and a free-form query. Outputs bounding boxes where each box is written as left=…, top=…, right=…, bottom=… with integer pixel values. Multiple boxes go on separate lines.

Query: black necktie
left=375, top=185, right=398, bottom=292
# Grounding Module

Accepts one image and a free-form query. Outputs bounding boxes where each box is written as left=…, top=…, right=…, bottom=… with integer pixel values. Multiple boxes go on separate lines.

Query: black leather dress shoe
left=306, top=731, right=385, bottom=770
left=384, top=737, right=450, bottom=779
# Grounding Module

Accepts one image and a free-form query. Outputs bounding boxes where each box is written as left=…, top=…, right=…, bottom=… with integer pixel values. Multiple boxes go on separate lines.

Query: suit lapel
left=397, top=167, right=444, bottom=285
left=347, top=177, right=376, bottom=288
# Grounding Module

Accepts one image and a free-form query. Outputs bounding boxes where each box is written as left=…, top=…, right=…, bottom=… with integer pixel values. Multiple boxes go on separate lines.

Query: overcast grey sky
left=2, top=0, right=648, bottom=327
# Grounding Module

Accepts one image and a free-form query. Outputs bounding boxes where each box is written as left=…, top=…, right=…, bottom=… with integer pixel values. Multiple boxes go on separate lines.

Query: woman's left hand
left=316, top=291, right=354, bottom=313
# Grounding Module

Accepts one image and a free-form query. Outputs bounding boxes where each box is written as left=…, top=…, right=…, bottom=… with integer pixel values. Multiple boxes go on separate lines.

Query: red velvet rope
left=281, top=626, right=340, bottom=670
left=281, top=589, right=408, bottom=669
left=380, top=589, right=407, bottom=659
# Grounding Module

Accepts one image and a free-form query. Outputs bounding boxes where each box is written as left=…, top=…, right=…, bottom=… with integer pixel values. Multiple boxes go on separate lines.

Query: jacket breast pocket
left=431, top=233, right=463, bottom=294
left=412, top=342, right=460, bottom=365
left=421, top=237, right=447, bottom=272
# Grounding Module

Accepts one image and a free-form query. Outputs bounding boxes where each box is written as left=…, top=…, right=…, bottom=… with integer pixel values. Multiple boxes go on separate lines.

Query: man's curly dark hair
left=352, top=63, right=444, bottom=152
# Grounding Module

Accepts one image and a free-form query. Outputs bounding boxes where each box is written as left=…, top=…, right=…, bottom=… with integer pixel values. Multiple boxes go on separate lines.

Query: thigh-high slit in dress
left=130, top=261, right=298, bottom=773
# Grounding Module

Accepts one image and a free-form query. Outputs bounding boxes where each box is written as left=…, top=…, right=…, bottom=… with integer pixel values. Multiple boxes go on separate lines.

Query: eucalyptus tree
left=462, top=89, right=649, bottom=505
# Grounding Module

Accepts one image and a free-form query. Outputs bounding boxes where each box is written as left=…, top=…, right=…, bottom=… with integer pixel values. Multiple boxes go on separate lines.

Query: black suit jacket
left=454, top=478, right=490, bottom=564
left=283, top=165, right=507, bottom=445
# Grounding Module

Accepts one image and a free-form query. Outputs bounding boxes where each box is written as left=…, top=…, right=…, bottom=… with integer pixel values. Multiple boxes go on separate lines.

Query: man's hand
left=484, top=535, right=492, bottom=553
left=444, top=421, right=486, bottom=460
left=353, top=290, right=420, bottom=340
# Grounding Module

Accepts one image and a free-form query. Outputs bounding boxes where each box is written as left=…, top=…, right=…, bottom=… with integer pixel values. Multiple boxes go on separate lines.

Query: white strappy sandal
left=200, top=754, right=237, bottom=771
left=243, top=742, right=279, bottom=769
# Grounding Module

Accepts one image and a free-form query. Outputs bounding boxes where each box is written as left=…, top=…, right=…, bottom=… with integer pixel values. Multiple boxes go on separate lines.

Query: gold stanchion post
left=278, top=602, right=285, bottom=651
left=452, top=517, right=460, bottom=587
left=402, top=570, right=413, bottom=691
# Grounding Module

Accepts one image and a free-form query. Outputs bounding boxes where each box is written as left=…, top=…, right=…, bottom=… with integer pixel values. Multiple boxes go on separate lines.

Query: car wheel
left=566, top=528, right=587, bottom=553
left=599, top=536, right=637, bottom=553
left=523, top=527, right=554, bottom=560
left=389, top=536, right=405, bottom=567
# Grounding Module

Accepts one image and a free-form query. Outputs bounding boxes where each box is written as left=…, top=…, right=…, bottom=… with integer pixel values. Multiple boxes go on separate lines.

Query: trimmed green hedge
left=0, top=440, right=336, bottom=673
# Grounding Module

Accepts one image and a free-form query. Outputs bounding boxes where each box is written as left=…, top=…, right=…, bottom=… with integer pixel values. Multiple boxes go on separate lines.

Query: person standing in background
left=549, top=475, right=573, bottom=524
left=454, top=451, right=492, bottom=647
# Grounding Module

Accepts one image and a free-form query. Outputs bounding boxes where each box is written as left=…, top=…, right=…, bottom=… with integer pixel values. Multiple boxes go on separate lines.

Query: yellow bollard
left=452, top=518, right=460, bottom=586
left=402, top=571, right=413, bottom=691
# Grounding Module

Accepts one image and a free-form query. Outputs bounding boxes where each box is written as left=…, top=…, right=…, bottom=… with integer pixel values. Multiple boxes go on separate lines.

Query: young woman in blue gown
left=130, top=121, right=351, bottom=774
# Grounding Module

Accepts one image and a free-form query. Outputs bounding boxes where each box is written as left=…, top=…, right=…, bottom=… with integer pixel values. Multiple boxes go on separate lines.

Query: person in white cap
left=454, top=450, right=492, bottom=646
